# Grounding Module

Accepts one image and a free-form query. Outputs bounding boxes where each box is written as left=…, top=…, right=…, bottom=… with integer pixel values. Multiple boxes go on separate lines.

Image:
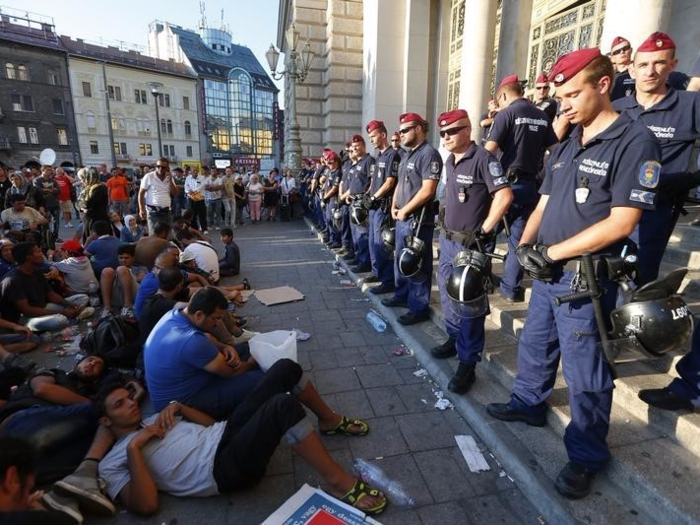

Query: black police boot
left=363, top=274, right=379, bottom=283
left=369, top=283, right=395, bottom=295
left=486, top=403, right=546, bottom=427
left=638, top=387, right=693, bottom=411
left=341, top=252, right=356, bottom=261
left=555, top=462, right=597, bottom=499
left=448, top=363, right=475, bottom=394
left=431, top=338, right=457, bottom=359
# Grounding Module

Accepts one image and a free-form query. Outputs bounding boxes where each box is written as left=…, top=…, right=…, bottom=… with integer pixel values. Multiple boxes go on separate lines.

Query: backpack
left=80, top=315, right=141, bottom=369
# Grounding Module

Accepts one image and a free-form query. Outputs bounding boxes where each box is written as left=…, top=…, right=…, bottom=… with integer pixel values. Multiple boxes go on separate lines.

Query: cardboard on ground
left=254, top=286, right=305, bottom=306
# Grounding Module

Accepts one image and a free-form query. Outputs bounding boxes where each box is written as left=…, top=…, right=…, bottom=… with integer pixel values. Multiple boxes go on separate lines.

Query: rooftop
left=0, top=6, right=62, bottom=52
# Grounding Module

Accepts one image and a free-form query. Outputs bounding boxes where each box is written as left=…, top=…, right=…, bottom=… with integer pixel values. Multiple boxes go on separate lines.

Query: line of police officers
left=305, top=32, right=700, bottom=500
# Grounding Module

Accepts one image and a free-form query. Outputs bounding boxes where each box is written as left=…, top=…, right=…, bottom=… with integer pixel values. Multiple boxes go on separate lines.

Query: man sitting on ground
left=84, top=221, right=120, bottom=279
left=176, top=229, right=220, bottom=283
left=51, top=240, right=97, bottom=295
left=137, top=267, right=185, bottom=349
left=134, top=222, right=171, bottom=270
left=99, top=244, right=147, bottom=318
left=218, top=228, right=240, bottom=277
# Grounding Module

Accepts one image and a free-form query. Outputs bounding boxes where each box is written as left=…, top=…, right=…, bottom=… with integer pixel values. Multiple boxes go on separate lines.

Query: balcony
left=116, top=154, right=131, bottom=162
left=0, top=137, right=11, bottom=150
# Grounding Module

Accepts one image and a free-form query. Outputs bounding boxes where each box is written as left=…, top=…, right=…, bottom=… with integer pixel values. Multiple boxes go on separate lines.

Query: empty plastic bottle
left=87, top=281, right=100, bottom=307
left=366, top=311, right=387, bottom=332
left=354, top=458, right=416, bottom=507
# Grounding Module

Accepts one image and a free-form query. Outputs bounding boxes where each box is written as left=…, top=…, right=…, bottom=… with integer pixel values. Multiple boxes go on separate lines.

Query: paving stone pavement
left=41, top=218, right=541, bottom=524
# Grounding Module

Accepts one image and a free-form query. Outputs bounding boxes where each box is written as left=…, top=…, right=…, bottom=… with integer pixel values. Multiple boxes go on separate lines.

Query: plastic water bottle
left=87, top=281, right=100, bottom=307
left=366, top=311, right=387, bottom=332
left=354, top=458, right=416, bottom=507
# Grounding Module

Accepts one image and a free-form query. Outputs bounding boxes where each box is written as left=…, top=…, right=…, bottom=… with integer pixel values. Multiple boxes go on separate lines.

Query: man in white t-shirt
left=176, top=228, right=220, bottom=282
left=138, top=157, right=178, bottom=234
left=1, top=194, right=48, bottom=241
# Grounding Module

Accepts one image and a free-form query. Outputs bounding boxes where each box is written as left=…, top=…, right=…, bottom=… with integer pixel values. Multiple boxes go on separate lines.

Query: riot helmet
left=332, top=207, right=343, bottom=229
left=350, top=202, right=369, bottom=227
left=446, top=249, right=490, bottom=318
left=398, top=235, right=427, bottom=282
left=381, top=225, right=396, bottom=254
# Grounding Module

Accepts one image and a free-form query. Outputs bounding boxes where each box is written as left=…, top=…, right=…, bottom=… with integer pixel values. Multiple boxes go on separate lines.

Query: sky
left=4, top=0, right=285, bottom=100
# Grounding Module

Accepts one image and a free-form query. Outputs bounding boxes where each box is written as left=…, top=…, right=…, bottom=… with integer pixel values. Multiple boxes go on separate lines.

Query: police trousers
left=669, top=317, right=700, bottom=407
left=341, top=204, right=353, bottom=250
left=393, top=218, right=434, bottom=315
left=325, top=200, right=341, bottom=246
left=630, top=201, right=674, bottom=285
left=350, top=220, right=370, bottom=267
left=368, top=208, right=394, bottom=285
left=314, top=195, right=326, bottom=230
left=509, top=270, right=616, bottom=471
left=437, top=236, right=488, bottom=366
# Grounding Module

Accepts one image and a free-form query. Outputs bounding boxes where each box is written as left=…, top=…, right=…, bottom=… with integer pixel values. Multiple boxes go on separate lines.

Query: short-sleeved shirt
left=444, top=143, right=509, bottom=232
left=144, top=309, right=220, bottom=411
left=347, top=154, right=375, bottom=194
left=204, top=176, right=223, bottom=200
left=613, top=88, right=700, bottom=197
left=52, top=256, right=97, bottom=294
left=138, top=293, right=177, bottom=348
left=140, top=171, right=172, bottom=208
left=184, top=241, right=219, bottom=282
left=55, top=174, right=73, bottom=202
left=535, top=97, right=558, bottom=123
left=106, top=176, right=130, bottom=202
left=370, top=148, right=400, bottom=196
left=99, top=413, right=225, bottom=500
left=538, top=114, right=661, bottom=248
left=133, top=269, right=188, bottom=318
left=85, top=235, right=121, bottom=276
left=1, top=207, right=44, bottom=231
left=0, top=268, right=52, bottom=322
left=34, top=177, right=59, bottom=208
left=488, top=98, right=558, bottom=174
left=394, top=140, right=443, bottom=210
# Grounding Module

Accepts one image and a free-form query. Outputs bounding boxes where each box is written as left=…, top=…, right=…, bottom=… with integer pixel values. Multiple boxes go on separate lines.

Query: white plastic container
left=249, top=330, right=298, bottom=372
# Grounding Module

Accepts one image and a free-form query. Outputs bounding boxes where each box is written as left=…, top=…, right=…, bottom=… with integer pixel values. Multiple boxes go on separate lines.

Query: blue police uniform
left=536, top=97, right=558, bottom=123
left=368, top=148, right=400, bottom=285
left=668, top=319, right=700, bottom=407
left=340, top=159, right=354, bottom=251
left=324, top=168, right=342, bottom=247
left=438, top=143, right=509, bottom=365
left=508, top=114, right=660, bottom=471
left=348, top=153, right=375, bottom=268
left=392, top=141, right=442, bottom=314
left=611, top=69, right=689, bottom=101
left=312, top=166, right=326, bottom=230
left=488, top=98, right=558, bottom=300
left=394, top=147, right=407, bottom=160
left=614, top=89, right=700, bottom=284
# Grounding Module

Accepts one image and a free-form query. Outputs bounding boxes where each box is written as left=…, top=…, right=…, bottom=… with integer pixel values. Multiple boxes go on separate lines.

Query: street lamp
left=146, top=81, right=164, bottom=158
left=266, top=24, right=314, bottom=174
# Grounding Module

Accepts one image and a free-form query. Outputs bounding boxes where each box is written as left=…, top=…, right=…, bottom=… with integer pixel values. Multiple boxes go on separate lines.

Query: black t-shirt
left=0, top=268, right=52, bottom=323
left=138, top=294, right=177, bottom=348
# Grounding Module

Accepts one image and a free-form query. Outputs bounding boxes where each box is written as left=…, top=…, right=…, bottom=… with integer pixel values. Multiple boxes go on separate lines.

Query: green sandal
left=340, top=479, right=388, bottom=516
left=320, top=415, right=369, bottom=437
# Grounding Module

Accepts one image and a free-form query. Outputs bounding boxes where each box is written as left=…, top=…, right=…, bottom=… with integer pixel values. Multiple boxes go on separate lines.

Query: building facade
left=148, top=20, right=279, bottom=170
left=0, top=9, right=79, bottom=169
left=61, top=37, right=200, bottom=169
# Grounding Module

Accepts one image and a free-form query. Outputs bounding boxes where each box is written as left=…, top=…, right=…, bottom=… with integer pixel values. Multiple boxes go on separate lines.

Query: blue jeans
left=206, top=199, right=223, bottom=229
left=146, top=208, right=173, bottom=236
left=22, top=294, right=89, bottom=332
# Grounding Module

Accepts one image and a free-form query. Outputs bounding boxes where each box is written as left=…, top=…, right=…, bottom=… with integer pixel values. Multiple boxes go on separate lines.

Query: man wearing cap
left=485, top=74, right=558, bottom=303
left=614, top=31, right=700, bottom=285
left=487, top=48, right=661, bottom=498
left=321, top=151, right=342, bottom=249
left=390, top=132, right=405, bottom=159
left=432, top=109, right=513, bottom=393
left=344, top=135, right=375, bottom=273
left=381, top=113, right=442, bottom=325
left=337, top=143, right=357, bottom=261
left=366, top=120, right=399, bottom=292
left=533, top=73, right=557, bottom=122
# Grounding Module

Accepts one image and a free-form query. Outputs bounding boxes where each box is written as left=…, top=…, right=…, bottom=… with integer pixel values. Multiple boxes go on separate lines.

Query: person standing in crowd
left=78, top=167, right=109, bottom=243
left=345, top=135, right=374, bottom=273
left=185, top=166, right=208, bottom=233
left=533, top=72, right=557, bottom=122
left=204, top=168, right=223, bottom=231
left=221, top=167, right=236, bottom=228
left=280, top=169, right=297, bottom=218
left=431, top=109, right=513, bottom=393
left=365, top=120, right=399, bottom=294
left=609, top=36, right=635, bottom=100
left=233, top=175, right=246, bottom=226
left=478, top=99, right=500, bottom=144
left=487, top=48, right=661, bottom=499
left=263, top=170, right=279, bottom=221
left=54, top=168, right=74, bottom=229
left=321, top=151, right=342, bottom=249
left=138, top=158, right=178, bottom=234
left=485, top=74, right=558, bottom=303
left=34, top=165, right=61, bottom=242
left=106, top=169, right=129, bottom=218
left=171, top=167, right=187, bottom=217
left=246, top=174, right=263, bottom=223
left=382, top=112, right=442, bottom=326
left=337, top=143, right=357, bottom=261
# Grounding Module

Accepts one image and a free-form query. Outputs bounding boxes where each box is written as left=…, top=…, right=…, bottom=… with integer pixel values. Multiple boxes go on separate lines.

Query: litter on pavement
left=455, top=435, right=491, bottom=473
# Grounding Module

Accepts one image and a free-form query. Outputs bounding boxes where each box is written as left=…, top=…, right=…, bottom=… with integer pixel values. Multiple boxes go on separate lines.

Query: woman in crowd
left=263, top=169, right=279, bottom=221
left=246, top=174, right=263, bottom=223
left=233, top=175, right=246, bottom=226
left=4, top=172, right=44, bottom=212
left=78, top=167, right=110, bottom=242
left=120, top=214, right=145, bottom=243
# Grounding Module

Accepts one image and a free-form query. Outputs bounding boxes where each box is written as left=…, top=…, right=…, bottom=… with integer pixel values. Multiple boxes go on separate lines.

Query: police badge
left=430, top=161, right=440, bottom=174
left=638, top=160, right=660, bottom=189
left=488, top=161, right=503, bottom=178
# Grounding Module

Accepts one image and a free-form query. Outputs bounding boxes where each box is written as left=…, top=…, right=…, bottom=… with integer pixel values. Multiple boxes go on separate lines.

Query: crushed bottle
left=354, top=458, right=416, bottom=507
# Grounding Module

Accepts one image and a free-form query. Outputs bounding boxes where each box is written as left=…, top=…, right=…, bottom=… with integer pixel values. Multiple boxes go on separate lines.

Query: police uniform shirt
left=612, top=70, right=690, bottom=101
left=536, top=97, right=558, bottom=123
left=348, top=153, right=375, bottom=194
left=395, top=141, right=443, bottom=209
left=444, top=142, right=509, bottom=233
left=488, top=98, right=558, bottom=174
left=313, top=165, right=324, bottom=181
left=370, top=148, right=400, bottom=196
left=340, top=159, right=353, bottom=192
left=614, top=88, right=700, bottom=193
left=323, top=168, right=340, bottom=200
left=538, top=114, right=661, bottom=247
left=394, top=147, right=407, bottom=159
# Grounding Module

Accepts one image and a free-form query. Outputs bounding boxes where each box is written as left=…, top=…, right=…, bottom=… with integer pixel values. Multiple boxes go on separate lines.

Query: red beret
left=498, top=74, right=520, bottom=90
left=351, top=134, right=365, bottom=144
left=611, top=36, right=629, bottom=49
left=535, top=72, right=548, bottom=84
left=365, top=120, right=385, bottom=134
left=323, top=150, right=339, bottom=163
left=391, top=131, right=400, bottom=139
left=637, top=31, right=675, bottom=53
left=399, top=112, right=426, bottom=125
left=437, top=109, right=469, bottom=127
left=548, top=48, right=602, bottom=86
left=61, top=240, right=83, bottom=254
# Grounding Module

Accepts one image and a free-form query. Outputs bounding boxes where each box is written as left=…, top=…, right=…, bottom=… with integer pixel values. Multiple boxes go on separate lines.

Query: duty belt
left=438, top=222, right=475, bottom=247
left=506, top=168, right=537, bottom=183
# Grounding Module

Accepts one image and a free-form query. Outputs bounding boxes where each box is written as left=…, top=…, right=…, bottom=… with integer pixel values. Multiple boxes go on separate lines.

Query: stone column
left=458, top=0, right=498, bottom=144
left=495, top=0, right=534, bottom=83
left=402, top=0, right=432, bottom=116
left=600, top=0, right=674, bottom=52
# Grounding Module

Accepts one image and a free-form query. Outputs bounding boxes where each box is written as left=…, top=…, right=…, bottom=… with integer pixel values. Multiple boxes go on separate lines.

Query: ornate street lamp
left=266, top=24, right=315, bottom=174
left=146, top=81, right=164, bottom=158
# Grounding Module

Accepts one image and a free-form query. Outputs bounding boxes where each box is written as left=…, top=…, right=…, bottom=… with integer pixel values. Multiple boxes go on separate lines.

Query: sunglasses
left=535, top=86, right=549, bottom=90
left=399, top=126, right=416, bottom=135
left=610, top=44, right=631, bottom=56
left=156, top=165, right=168, bottom=169
left=439, top=125, right=469, bottom=138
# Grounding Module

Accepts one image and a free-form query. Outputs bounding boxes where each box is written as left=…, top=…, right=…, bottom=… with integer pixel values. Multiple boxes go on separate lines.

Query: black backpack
left=80, top=315, right=141, bottom=369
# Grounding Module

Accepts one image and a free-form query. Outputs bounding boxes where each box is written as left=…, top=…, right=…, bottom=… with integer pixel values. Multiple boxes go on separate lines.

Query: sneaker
left=99, top=308, right=111, bottom=319
left=233, top=329, right=261, bottom=344
left=120, top=307, right=135, bottom=318
left=2, top=353, right=36, bottom=374
left=76, top=307, right=95, bottom=321
left=54, top=475, right=115, bottom=516
left=43, top=491, right=84, bottom=524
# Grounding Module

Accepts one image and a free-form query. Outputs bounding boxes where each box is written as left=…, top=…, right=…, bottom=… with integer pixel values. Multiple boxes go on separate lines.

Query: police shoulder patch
left=370, top=164, right=376, bottom=174
left=430, top=160, right=441, bottom=174
left=488, top=161, right=503, bottom=178
left=493, top=176, right=509, bottom=186
left=391, top=161, right=399, bottom=172
left=630, top=189, right=655, bottom=205
left=638, top=160, right=661, bottom=189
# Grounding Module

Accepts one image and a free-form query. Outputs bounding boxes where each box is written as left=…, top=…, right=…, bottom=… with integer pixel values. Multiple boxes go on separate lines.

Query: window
left=159, top=94, right=171, bottom=107
left=166, top=119, right=173, bottom=135
left=169, top=145, right=175, bottom=156
left=57, top=128, right=68, bottom=146
left=137, top=117, right=150, bottom=134
left=28, top=127, right=39, bottom=144
left=160, top=119, right=167, bottom=134
left=47, top=71, right=59, bottom=85
left=138, top=143, right=152, bottom=156
left=184, top=120, right=192, bottom=137
left=111, top=117, right=118, bottom=131
left=11, top=94, right=33, bottom=112
left=52, top=99, right=64, bottom=115
left=183, top=96, right=190, bottom=110
left=135, top=89, right=142, bottom=104
left=114, top=142, right=128, bottom=155
left=90, top=141, right=99, bottom=154
left=86, top=111, right=96, bottom=130
left=82, top=82, right=92, bottom=97
left=17, top=126, right=27, bottom=144
left=186, top=145, right=193, bottom=157
left=117, top=116, right=126, bottom=133
left=108, top=85, right=122, bottom=101
left=5, top=63, right=15, bottom=79
left=17, top=65, right=29, bottom=81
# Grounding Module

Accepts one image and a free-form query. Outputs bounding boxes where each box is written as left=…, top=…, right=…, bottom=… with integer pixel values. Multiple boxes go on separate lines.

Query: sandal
left=242, top=278, right=251, bottom=290
left=340, top=479, right=387, bottom=516
left=320, top=415, right=369, bottom=437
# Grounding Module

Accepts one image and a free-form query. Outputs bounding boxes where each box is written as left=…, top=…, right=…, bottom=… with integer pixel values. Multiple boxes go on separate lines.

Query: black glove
left=515, top=243, right=555, bottom=282
left=475, top=227, right=496, bottom=243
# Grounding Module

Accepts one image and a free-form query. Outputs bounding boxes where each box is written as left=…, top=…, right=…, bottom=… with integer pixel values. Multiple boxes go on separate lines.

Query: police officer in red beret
left=321, top=150, right=343, bottom=249
left=487, top=48, right=661, bottom=498
left=390, top=132, right=406, bottom=159
left=533, top=72, right=557, bottom=123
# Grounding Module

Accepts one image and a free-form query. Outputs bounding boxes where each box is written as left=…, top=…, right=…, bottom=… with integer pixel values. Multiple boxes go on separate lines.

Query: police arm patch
left=638, top=160, right=661, bottom=189
left=630, top=189, right=655, bottom=205
left=493, top=176, right=509, bottom=186
left=430, top=161, right=441, bottom=174
left=488, top=161, right=503, bottom=178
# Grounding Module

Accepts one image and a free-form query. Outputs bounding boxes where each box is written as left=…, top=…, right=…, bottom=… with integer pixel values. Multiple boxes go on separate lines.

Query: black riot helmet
left=609, top=269, right=693, bottom=358
left=381, top=225, right=396, bottom=254
left=446, top=249, right=490, bottom=318
left=350, top=201, right=369, bottom=227
left=397, top=235, right=427, bottom=282
left=332, top=207, right=343, bottom=229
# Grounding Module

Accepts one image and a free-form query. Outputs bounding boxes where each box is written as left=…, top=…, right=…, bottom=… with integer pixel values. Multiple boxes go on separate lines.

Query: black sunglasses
left=535, top=85, right=549, bottom=90
left=399, top=126, right=416, bottom=135
left=610, top=44, right=631, bottom=56
left=439, top=125, right=469, bottom=138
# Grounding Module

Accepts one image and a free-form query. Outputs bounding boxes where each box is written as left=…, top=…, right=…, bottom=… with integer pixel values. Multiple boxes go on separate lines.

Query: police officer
left=366, top=120, right=399, bottom=293
left=344, top=135, right=375, bottom=273
left=614, top=32, right=700, bottom=285
left=485, top=74, right=558, bottom=303
left=390, top=132, right=406, bottom=159
left=486, top=48, right=661, bottom=499
left=337, top=142, right=356, bottom=261
left=431, top=109, right=513, bottom=393
left=311, top=156, right=327, bottom=232
left=381, top=113, right=442, bottom=325
left=321, top=150, right=343, bottom=249
left=533, top=72, right=557, bottom=123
